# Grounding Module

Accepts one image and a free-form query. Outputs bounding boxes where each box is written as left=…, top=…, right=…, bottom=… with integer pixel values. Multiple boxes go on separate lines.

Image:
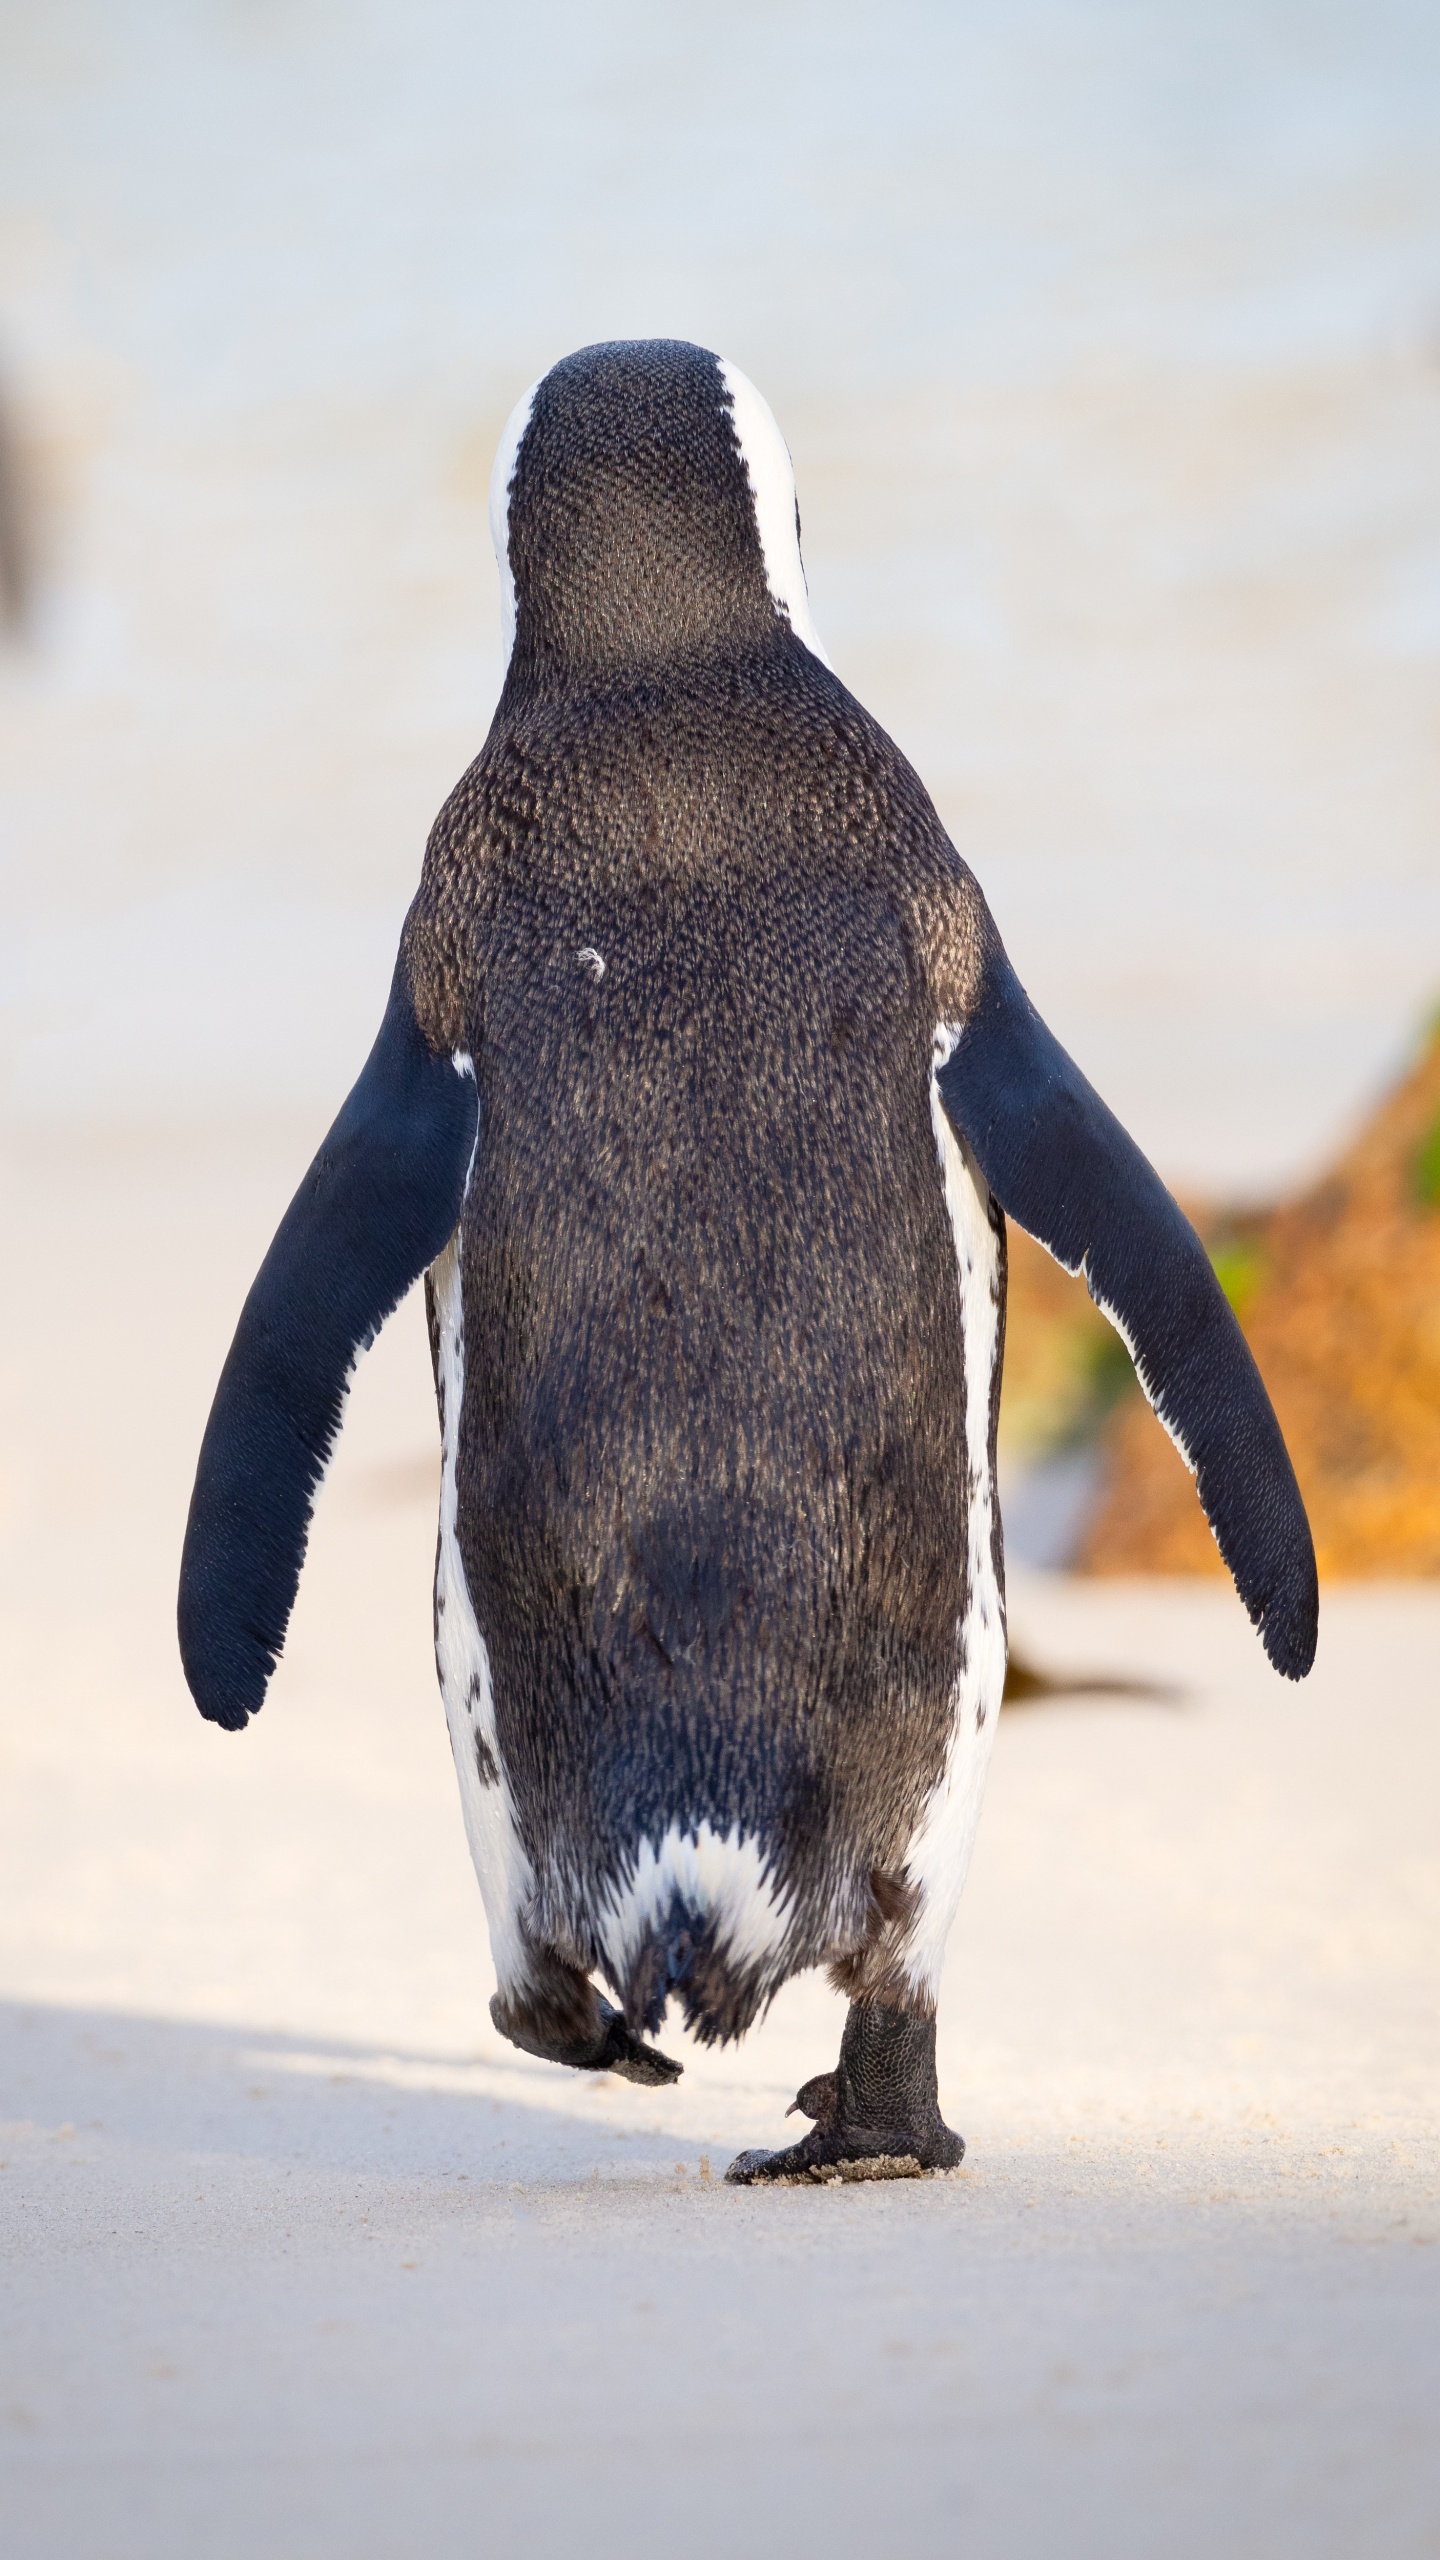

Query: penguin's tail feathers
left=593, top=1825, right=802, bottom=2047
left=615, top=1899, right=776, bottom=2046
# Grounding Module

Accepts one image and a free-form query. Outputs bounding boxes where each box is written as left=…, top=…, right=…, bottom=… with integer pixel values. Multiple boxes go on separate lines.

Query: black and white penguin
left=178, top=340, right=1317, bottom=2184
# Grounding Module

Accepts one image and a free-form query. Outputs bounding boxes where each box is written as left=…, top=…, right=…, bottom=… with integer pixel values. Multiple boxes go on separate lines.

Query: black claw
left=786, top=2070, right=838, bottom=2125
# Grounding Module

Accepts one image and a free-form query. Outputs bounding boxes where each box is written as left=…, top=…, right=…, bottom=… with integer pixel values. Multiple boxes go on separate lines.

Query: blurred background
left=1, top=0, right=1438, bottom=2026
left=5, top=0, right=1440, bottom=1564
left=5, top=0, right=1440, bottom=1166
left=4, top=15, right=1440, bottom=2548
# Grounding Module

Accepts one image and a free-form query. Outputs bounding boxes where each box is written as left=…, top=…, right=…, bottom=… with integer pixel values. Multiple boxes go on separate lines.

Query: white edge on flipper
left=945, top=1019, right=1201, bottom=1484
left=596, top=1822, right=794, bottom=1988
left=718, top=358, right=834, bottom=670
left=900, top=1028, right=1009, bottom=1998
left=1087, top=1276, right=1199, bottom=1477
left=489, top=379, right=540, bottom=671
left=430, top=1177, right=535, bottom=2000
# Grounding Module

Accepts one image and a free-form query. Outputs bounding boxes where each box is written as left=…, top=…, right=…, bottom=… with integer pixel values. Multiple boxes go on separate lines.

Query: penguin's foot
left=725, top=2001, right=963, bottom=2186
left=590, top=2002, right=684, bottom=2087
left=490, top=1984, right=682, bottom=2087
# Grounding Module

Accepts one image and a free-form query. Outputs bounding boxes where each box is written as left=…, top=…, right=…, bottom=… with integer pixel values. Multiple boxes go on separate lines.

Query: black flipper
left=178, top=958, right=479, bottom=1730
left=936, top=940, right=1317, bottom=1679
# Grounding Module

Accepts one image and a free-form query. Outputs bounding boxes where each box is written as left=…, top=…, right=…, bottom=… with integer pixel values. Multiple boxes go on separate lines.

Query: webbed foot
left=726, top=2003, right=962, bottom=2185
left=490, top=1987, right=682, bottom=2085
left=591, top=2004, right=683, bottom=2086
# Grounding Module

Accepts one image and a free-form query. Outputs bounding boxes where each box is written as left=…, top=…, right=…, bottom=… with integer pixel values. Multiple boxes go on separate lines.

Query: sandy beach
left=2, top=1128, right=1438, bottom=2557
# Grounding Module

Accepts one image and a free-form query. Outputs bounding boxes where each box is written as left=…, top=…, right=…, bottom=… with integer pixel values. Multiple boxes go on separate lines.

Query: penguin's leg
left=724, top=1997, right=963, bottom=2185
left=490, top=1935, right=682, bottom=2089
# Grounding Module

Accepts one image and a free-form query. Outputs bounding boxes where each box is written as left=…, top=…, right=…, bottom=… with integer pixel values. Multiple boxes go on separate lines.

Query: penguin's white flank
left=488, top=380, right=540, bottom=670
left=900, top=1032, right=1009, bottom=1997
left=430, top=1228, right=535, bottom=1997
left=719, top=359, right=832, bottom=670
left=596, top=1822, right=794, bottom=1989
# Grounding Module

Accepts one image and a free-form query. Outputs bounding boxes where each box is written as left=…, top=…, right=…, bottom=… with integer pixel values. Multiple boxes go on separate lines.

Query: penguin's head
left=489, top=339, right=830, bottom=688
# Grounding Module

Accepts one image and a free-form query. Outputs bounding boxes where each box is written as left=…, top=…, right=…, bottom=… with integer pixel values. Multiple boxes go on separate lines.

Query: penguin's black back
left=416, top=653, right=987, bottom=1993
left=176, top=343, right=1315, bottom=2048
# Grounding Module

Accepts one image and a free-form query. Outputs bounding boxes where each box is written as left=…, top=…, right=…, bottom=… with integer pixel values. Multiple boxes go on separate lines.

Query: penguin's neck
left=505, top=583, right=788, bottom=693
left=502, top=472, right=788, bottom=690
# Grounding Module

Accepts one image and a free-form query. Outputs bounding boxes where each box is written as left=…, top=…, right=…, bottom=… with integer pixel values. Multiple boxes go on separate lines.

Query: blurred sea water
left=1, top=0, right=1439, bottom=1192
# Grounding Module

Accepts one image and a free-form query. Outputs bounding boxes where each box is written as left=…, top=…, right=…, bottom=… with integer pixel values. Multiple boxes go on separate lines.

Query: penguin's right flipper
left=178, top=957, right=479, bottom=1732
left=935, top=937, right=1318, bottom=1680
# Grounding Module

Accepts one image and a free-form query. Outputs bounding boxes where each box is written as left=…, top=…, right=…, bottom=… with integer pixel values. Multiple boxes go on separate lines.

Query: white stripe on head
left=489, top=379, right=540, bottom=671
left=718, top=359, right=832, bottom=670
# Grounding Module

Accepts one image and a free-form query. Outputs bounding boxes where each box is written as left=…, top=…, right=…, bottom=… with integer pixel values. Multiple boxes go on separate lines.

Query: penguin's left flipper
left=178, top=955, right=479, bottom=1732
left=936, top=938, right=1318, bottom=1680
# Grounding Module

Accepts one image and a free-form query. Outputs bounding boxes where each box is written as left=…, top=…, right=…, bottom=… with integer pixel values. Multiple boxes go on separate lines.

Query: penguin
left=178, top=340, right=1317, bottom=2185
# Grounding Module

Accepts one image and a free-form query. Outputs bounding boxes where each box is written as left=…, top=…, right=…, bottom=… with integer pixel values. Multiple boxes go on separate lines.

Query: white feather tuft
left=596, top=1821, right=793, bottom=1984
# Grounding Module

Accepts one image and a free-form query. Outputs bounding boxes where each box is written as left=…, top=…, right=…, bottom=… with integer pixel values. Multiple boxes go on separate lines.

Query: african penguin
left=179, top=339, right=1317, bottom=2185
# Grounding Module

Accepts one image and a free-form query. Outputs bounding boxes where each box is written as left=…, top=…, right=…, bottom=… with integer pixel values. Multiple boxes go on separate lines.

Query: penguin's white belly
left=898, top=1038, right=1008, bottom=1998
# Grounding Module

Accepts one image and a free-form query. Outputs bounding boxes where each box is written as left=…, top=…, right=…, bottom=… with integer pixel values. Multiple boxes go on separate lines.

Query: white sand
left=1, top=1129, right=1438, bottom=2557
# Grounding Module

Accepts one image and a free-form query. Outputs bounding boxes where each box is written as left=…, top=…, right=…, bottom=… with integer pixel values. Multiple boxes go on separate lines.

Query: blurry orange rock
left=1079, top=1023, right=1440, bottom=1581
